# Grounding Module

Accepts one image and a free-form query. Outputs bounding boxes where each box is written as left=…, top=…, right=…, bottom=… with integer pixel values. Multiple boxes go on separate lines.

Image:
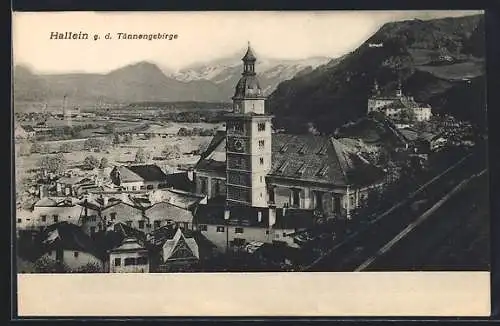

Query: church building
left=367, top=80, right=432, bottom=122
left=194, top=44, right=385, bottom=221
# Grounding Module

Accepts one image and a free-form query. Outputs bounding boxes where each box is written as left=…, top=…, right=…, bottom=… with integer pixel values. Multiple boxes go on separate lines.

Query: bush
left=134, top=148, right=150, bottom=163
left=82, top=155, right=100, bottom=170
left=33, top=256, right=70, bottom=273
left=72, top=262, right=103, bottom=273
left=59, top=143, right=73, bottom=153
left=99, top=157, right=109, bottom=169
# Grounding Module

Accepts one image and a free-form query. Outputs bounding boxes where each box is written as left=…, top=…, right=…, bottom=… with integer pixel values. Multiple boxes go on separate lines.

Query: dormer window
left=276, top=161, right=288, bottom=174
left=317, top=145, right=327, bottom=155
left=316, top=164, right=329, bottom=177
left=296, top=163, right=307, bottom=176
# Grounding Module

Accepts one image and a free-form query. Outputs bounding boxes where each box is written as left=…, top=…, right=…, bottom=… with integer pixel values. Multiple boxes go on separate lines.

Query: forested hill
left=268, top=14, right=486, bottom=134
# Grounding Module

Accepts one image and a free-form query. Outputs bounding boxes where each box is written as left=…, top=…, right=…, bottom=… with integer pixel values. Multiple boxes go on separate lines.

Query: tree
left=99, top=157, right=109, bottom=169
left=399, top=109, right=416, bottom=124
left=134, top=148, right=149, bottom=163
left=59, top=143, right=73, bottom=153
left=37, top=154, right=67, bottom=174
left=30, top=142, right=43, bottom=154
left=161, top=144, right=181, bottom=159
left=83, top=138, right=105, bottom=151
left=112, top=133, right=120, bottom=146
left=83, top=155, right=100, bottom=170
left=72, top=262, right=103, bottom=273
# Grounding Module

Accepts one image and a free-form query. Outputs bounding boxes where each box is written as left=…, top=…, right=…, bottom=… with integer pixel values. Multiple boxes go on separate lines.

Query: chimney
left=257, top=211, right=262, bottom=223
left=224, top=206, right=230, bottom=220
left=268, top=204, right=276, bottom=228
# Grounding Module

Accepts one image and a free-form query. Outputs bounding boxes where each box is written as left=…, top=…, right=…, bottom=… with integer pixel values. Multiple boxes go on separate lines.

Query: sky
left=12, top=10, right=483, bottom=74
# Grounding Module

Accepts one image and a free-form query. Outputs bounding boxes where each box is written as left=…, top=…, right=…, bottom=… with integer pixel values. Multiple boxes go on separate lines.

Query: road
left=305, top=151, right=487, bottom=272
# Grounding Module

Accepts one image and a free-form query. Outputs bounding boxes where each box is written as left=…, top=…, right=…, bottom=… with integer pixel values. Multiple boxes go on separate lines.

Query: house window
left=114, top=258, right=121, bottom=266
left=17, top=218, right=22, bottom=223
left=259, top=157, right=264, bottom=165
left=260, top=176, right=263, bottom=183
left=140, top=186, right=146, bottom=190
left=283, top=232, right=287, bottom=237
left=233, top=238, right=246, bottom=246
left=74, top=251, right=79, bottom=258
left=41, top=215, right=47, bottom=222
left=110, top=212, right=116, bottom=221
left=258, top=140, right=265, bottom=149
left=198, top=224, right=207, bottom=231
left=235, top=227, right=244, bottom=234
left=138, top=220, right=145, bottom=229
left=132, top=186, right=137, bottom=191
left=266, top=230, right=269, bottom=235
left=200, top=177, right=208, bottom=194
left=146, top=185, right=154, bottom=190
left=258, top=123, right=266, bottom=131
left=126, top=221, right=132, bottom=227
left=291, top=189, right=301, bottom=208
left=216, top=226, right=225, bottom=232
left=124, top=258, right=135, bottom=266
left=137, top=257, right=148, bottom=265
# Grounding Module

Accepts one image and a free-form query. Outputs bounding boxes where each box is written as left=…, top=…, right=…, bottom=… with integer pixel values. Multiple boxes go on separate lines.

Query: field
left=415, top=60, right=485, bottom=81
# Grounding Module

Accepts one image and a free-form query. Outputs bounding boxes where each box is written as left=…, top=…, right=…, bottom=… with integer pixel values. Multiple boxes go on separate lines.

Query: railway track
left=303, top=151, right=485, bottom=272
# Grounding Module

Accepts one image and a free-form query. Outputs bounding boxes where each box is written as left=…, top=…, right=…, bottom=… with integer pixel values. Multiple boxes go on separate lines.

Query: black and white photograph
left=12, top=10, right=490, bottom=316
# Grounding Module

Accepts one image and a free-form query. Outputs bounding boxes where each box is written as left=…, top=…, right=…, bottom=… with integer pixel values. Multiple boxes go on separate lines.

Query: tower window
left=258, top=140, right=265, bottom=149
left=259, top=157, right=264, bottom=165
left=258, top=123, right=266, bottom=131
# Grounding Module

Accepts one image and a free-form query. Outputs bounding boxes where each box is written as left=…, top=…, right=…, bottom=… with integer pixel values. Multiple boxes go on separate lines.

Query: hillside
left=13, top=55, right=332, bottom=111
left=268, top=14, right=486, bottom=134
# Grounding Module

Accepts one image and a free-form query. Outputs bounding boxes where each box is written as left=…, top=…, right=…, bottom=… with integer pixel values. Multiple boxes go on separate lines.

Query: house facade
left=109, top=238, right=150, bottom=273
left=30, top=197, right=84, bottom=229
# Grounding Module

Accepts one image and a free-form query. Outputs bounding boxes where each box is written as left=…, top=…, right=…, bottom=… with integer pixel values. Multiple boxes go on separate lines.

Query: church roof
left=194, top=133, right=385, bottom=187
left=234, top=75, right=263, bottom=98
left=242, top=44, right=257, bottom=62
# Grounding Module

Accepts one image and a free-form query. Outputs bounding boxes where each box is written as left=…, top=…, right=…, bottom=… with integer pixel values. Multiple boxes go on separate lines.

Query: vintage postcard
left=12, top=10, right=490, bottom=317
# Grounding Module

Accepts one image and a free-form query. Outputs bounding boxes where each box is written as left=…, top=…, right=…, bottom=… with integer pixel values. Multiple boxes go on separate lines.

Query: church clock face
left=232, top=138, right=245, bottom=152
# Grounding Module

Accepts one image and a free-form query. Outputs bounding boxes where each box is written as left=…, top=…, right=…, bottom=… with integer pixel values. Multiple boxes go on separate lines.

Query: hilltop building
left=367, top=80, right=432, bottom=122
left=194, top=44, right=385, bottom=227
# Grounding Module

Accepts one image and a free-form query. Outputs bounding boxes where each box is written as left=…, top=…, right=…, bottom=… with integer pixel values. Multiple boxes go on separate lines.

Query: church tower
left=225, top=43, right=272, bottom=207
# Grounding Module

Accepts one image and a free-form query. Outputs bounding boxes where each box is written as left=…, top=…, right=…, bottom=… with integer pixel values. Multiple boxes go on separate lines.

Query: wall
left=31, top=205, right=84, bottom=229
left=121, top=181, right=144, bottom=191
left=101, top=203, right=147, bottom=232
left=199, top=223, right=272, bottom=252
left=268, top=179, right=356, bottom=218
left=45, top=250, right=103, bottom=271
left=109, top=250, right=150, bottom=273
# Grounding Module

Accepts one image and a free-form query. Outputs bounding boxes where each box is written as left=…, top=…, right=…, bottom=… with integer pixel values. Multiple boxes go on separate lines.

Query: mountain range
left=268, top=14, right=486, bottom=133
left=13, top=54, right=332, bottom=109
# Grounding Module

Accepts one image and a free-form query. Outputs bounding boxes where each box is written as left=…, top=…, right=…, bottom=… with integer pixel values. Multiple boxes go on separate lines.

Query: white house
left=109, top=237, right=150, bottom=273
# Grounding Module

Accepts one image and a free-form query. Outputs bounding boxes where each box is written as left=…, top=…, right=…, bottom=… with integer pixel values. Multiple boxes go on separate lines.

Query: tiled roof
left=40, top=222, right=102, bottom=259
left=145, top=201, right=193, bottom=224
left=166, top=172, right=195, bottom=192
left=196, top=132, right=384, bottom=187
left=126, top=164, right=167, bottom=182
